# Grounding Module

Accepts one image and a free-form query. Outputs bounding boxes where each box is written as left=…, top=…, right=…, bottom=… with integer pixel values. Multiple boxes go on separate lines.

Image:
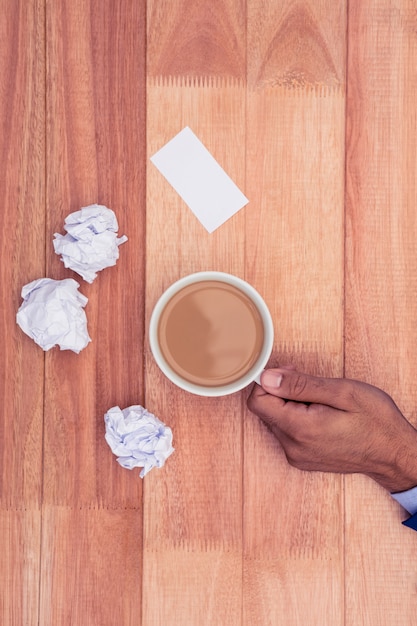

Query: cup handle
left=253, top=370, right=265, bottom=386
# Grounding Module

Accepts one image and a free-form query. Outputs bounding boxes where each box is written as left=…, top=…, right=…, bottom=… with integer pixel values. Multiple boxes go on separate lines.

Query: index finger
left=247, top=382, right=309, bottom=429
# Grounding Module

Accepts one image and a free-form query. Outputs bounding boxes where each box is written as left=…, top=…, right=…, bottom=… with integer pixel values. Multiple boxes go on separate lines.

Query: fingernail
left=262, top=371, right=283, bottom=388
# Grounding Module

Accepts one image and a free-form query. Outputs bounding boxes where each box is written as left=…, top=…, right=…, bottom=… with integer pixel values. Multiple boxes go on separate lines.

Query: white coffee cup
left=149, top=271, right=274, bottom=397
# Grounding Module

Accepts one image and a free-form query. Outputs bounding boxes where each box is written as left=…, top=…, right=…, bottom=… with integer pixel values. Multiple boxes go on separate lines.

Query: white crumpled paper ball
left=16, top=278, right=91, bottom=353
left=104, top=405, right=174, bottom=478
left=53, top=204, right=128, bottom=283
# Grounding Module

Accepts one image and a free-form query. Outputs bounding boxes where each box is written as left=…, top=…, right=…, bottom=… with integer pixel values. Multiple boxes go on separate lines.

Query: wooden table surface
left=2, top=0, right=417, bottom=624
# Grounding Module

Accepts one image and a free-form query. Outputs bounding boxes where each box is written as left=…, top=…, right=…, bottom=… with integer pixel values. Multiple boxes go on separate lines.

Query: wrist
left=368, top=429, right=417, bottom=493
left=368, top=467, right=417, bottom=493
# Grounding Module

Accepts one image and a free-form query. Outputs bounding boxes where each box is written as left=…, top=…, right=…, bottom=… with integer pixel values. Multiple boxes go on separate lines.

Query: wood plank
left=144, top=1, right=246, bottom=623
left=0, top=0, right=45, bottom=508
left=144, top=84, right=245, bottom=626
left=147, top=0, right=246, bottom=80
left=244, top=1, right=346, bottom=624
left=39, top=507, right=142, bottom=624
left=0, top=0, right=45, bottom=622
left=44, top=0, right=146, bottom=509
left=3, top=0, right=417, bottom=621
left=345, top=2, right=417, bottom=623
left=0, top=511, right=42, bottom=624
left=41, top=1, right=146, bottom=623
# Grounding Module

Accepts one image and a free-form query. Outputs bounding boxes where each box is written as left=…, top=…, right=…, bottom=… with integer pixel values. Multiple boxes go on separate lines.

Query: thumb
left=260, top=368, right=352, bottom=410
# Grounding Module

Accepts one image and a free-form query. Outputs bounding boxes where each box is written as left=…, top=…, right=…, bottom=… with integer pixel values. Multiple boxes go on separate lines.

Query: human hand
left=247, top=367, right=417, bottom=492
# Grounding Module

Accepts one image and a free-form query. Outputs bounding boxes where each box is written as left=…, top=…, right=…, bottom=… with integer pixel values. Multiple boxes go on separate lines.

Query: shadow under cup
left=149, top=272, right=274, bottom=397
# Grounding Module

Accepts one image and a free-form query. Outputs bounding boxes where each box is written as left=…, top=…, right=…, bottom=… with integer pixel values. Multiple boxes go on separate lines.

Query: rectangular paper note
left=150, top=126, right=249, bottom=233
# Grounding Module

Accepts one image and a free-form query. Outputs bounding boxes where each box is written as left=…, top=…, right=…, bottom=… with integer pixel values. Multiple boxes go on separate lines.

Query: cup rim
left=149, top=271, right=274, bottom=397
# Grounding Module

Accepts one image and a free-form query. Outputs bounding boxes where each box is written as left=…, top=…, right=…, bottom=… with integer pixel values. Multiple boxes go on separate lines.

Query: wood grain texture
left=0, top=511, right=41, bottom=624
left=0, top=0, right=45, bottom=508
left=144, top=82, right=246, bottom=625
left=2, top=0, right=417, bottom=624
left=44, top=0, right=146, bottom=508
left=345, top=2, right=417, bottom=624
left=40, top=0, right=145, bottom=623
left=39, top=507, right=142, bottom=625
left=248, top=0, right=346, bottom=89
left=147, top=0, right=246, bottom=81
left=244, top=2, right=346, bottom=624
left=0, top=0, right=45, bottom=622
left=144, top=2, right=246, bottom=622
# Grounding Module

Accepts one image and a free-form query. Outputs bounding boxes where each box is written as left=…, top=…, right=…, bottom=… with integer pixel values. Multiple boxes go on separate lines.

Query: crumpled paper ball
left=53, top=204, right=128, bottom=283
left=104, top=405, right=174, bottom=478
left=16, top=278, right=91, bottom=353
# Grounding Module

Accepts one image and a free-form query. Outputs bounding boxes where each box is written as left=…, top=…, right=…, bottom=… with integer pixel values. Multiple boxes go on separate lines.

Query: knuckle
left=342, top=380, right=365, bottom=408
left=345, top=380, right=395, bottom=412
left=287, top=420, right=303, bottom=441
left=285, top=445, right=303, bottom=469
left=376, top=388, right=396, bottom=407
left=290, top=374, right=309, bottom=397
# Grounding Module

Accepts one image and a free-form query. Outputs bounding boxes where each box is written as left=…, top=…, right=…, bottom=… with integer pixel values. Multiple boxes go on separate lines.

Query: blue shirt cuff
left=391, top=485, right=417, bottom=515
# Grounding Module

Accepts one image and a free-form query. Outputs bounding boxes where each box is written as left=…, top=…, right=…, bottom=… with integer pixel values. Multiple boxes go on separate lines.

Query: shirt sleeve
left=391, top=485, right=417, bottom=514
left=391, top=485, right=417, bottom=530
left=403, top=513, right=417, bottom=531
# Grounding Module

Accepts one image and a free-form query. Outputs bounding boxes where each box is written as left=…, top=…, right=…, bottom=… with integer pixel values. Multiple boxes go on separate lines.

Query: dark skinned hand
left=247, top=366, right=417, bottom=493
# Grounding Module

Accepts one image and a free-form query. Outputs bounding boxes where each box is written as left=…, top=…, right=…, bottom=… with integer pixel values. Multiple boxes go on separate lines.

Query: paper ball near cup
left=104, top=405, right=174, bottom=478
left=149, top=271, right=274, bottom=397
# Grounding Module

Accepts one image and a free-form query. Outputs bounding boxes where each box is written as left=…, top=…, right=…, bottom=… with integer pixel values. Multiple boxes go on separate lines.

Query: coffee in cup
left=149, top=272, right=274, bottom=396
